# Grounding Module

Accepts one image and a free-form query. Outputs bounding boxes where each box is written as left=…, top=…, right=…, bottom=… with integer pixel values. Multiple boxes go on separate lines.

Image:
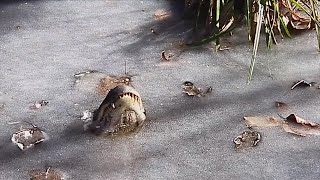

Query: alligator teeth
left=89, top=85, right=146, bottom=135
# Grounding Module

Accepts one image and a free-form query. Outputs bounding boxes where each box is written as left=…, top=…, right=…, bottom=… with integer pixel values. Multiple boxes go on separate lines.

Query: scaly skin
left=89, top=85, right=146, bottom=135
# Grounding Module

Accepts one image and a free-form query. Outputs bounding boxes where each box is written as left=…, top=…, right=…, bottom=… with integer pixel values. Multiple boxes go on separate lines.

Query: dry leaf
left=97, top=75, right=132, bottom=95
left=30, top=167, right=64, bottom=180
left=182, top=81, right=203, bottom=97
left=81, top=110, right=93, bottom=131
left=11, top=126, right=48, bottom=150
left=244, top=114, right=320, bottom=137
left=233, top=131, right=261, bottom=150
left=291, top=80, right=315, bottom=90
left=182, top=81, right=212, bottom=97
left=161, top=51, right=174, bottom=61
left=30, top=100, right=49, bottom=110
left=280, top=0, right=312, bottom=30
left=244, top=116, right=284, bottom=127
left=282, top=114, right=320, bottom=136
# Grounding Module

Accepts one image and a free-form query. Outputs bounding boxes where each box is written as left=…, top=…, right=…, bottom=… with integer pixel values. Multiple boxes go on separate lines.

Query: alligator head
left=89, top=85, right=146, bottom=135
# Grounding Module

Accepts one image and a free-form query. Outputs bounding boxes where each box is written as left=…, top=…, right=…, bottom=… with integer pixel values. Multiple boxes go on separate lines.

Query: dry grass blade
left=247, top=0, right=253, bottom=41
left=309, top=0, right=320, bottom=51
left=279, top=16, right=292, bottom=37
left=215, top=0, right=221, bottom=51
left=248, top=2, right=264, bottom=82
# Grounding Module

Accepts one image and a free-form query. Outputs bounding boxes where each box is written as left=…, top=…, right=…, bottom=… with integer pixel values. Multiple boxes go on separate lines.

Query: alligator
left=89, top=85, right=146, bottom=135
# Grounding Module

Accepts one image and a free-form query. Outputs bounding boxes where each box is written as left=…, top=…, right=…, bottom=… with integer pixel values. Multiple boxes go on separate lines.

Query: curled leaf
left=11, top=126, right=48, bottom=150
left=283, top=114, right=320, bottom=136
left=161, top=51, right=174, bottom=61
left=30, top=100, right=49, bottom=110
left=291, top=80, right=315, bottom=90
left=244, top=114, right=320, bottom=137
left=233, top=131, right=261, bottom=150
left=182, top=81, right=208, bottom=97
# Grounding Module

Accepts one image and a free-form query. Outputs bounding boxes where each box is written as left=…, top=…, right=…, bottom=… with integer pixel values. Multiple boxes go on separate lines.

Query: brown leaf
left=182, top=81, right=212, bottom=97
left=233, top=131, right=261, bottom=150
left=29, top=100, right=49, bottom=110
left=286, top=114, right=319, bottom=126
left=97, top=75, right=132, bottom=95
left=280, top=0, right=312, bottom=30
left=11, top=126, right=47, bottom=150
left=282, top=114, right=320, bottom=136
left=182, top=85, right=203, bottom=97
left=244, top=114, right=320, bottom=137
left=30, top=167, right=64, bottom=180
left=244, top=116, right=284, bottom=128
left=161, top=51, right=174, bottom=61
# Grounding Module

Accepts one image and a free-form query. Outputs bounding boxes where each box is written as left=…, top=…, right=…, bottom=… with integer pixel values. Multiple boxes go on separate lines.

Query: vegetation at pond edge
left=183, top=0, right=320, bottom=81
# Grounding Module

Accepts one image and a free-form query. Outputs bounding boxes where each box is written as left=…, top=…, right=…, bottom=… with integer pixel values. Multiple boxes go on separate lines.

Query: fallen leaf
left=182, top=81, right=203, bottom=97
left=74, top=71, right=133, bottom=95
left=81, top=110, right=93, bottom=131
left=30, top=167, right=64, bottom=180
left=291, top=80, right=315, bottom=90
left=282, top=114, right=320, bottom=136
left=30, top=100, right=49, bottom=110
left=280, top=0, right=312, bottom=30
left=161, top=51, right=174, bottom=61
left=97, top=75, right=133, bottom=95
left=11, top=125, right=48, bottom=150
left=244, top=114, right=320, bottom=137
left=244, top=116, right=284, bottom=127
left=233, top=131, right=261, bottom=150
left=182, top=81, right=212, bottom=97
